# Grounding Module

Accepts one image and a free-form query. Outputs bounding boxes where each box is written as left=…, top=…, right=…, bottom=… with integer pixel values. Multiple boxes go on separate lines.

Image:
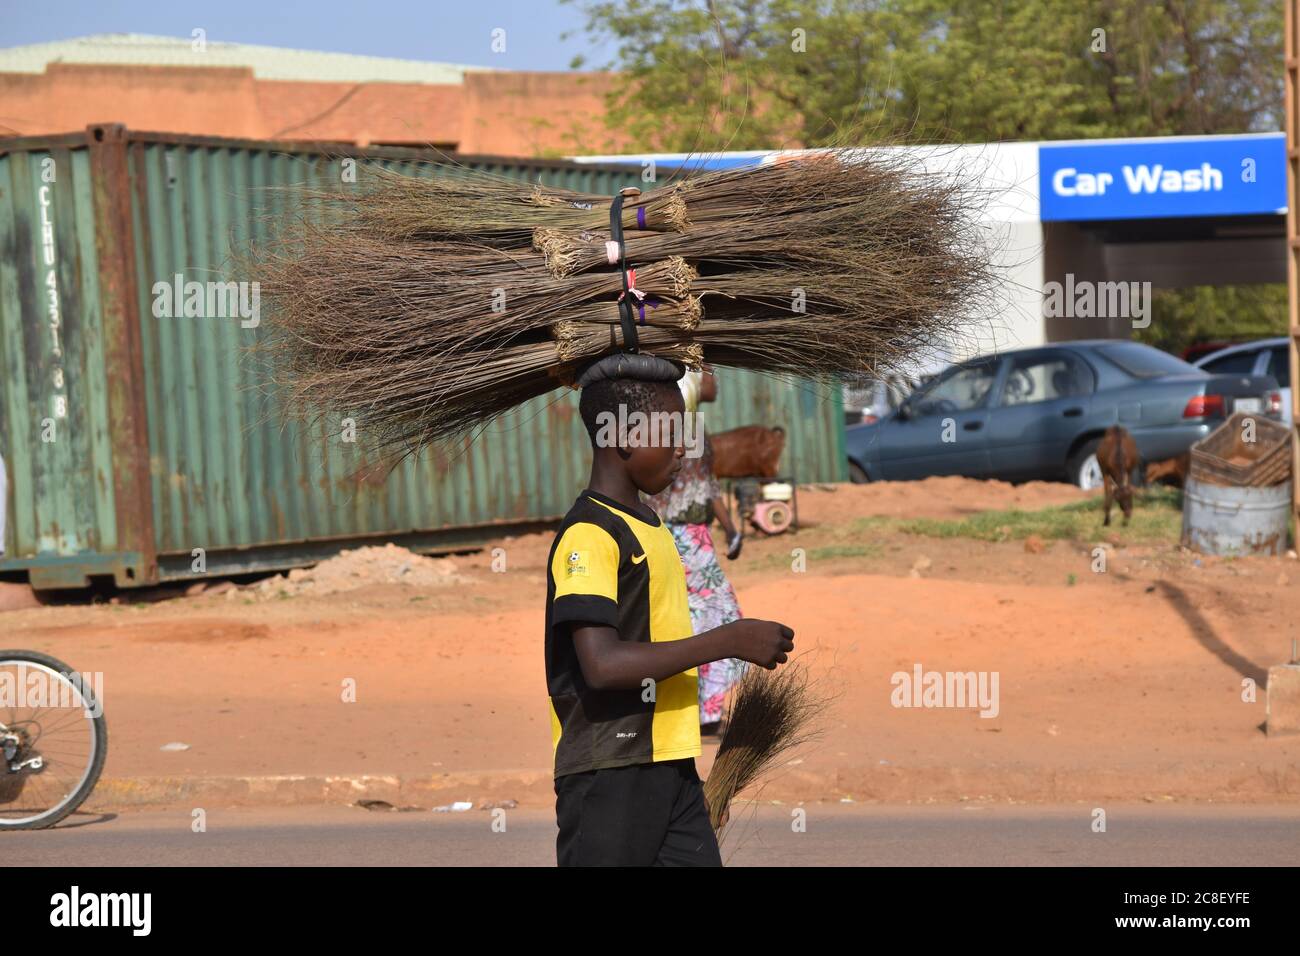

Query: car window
left=1266, top=346, right=1290, bottom=382
left=1202, top=349, right=1260, bottom=375
left=1000, top=353, right=1095, bottom=406
left=1097, top=342, right=1198, bottom=378
left=913, top=361, right=998, bottom=415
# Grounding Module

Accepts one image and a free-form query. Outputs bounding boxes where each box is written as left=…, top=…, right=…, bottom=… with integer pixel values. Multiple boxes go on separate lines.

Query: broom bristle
left=703, top=661, right=826, bottom=834
left=252, top=150, right=997, bottom=452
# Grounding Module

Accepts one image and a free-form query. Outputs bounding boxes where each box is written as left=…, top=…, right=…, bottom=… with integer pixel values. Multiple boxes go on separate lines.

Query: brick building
left=0, top=33, right=630, bottom=157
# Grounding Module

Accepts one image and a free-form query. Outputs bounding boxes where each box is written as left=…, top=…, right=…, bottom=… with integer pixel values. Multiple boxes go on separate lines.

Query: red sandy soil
left=3, top=478, right=1298, bottom=807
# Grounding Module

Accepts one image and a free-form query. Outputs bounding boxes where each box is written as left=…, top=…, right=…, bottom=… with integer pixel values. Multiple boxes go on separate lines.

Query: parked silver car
left=1194, top=337, right=1292, bottom=425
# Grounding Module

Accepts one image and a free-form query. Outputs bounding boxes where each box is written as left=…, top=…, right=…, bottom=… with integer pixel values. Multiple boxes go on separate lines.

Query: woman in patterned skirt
left=646, top=368, right=747, bottom=736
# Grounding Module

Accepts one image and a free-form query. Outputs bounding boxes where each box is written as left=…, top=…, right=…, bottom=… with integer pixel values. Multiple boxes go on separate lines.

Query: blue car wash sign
left=1039, top=134, right=1285, bottom=222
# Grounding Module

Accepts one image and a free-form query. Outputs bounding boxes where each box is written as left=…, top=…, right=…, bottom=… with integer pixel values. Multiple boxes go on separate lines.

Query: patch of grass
left=806, top=543, right=882, bottom=562
left=746, top=540, right=883, bottom=573
left=745, top=551, right=794, bottom=573
left=847, top=516, right=893, bottom=533
left=898, top=487, right=1183, bottom=545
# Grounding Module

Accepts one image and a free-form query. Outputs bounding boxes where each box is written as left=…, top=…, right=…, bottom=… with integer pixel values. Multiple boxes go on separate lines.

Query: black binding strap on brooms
left=572, top=185, right=685, bottom=388
left=607, top=186, right=643, bottom=356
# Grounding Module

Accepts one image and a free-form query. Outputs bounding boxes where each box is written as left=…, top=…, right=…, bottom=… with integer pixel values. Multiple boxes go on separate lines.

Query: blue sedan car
left=845, top=340, right=1281, bottom=489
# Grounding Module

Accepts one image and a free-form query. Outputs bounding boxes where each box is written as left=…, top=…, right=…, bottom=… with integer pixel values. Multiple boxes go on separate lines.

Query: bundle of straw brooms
left=257, top=151, right=994, bottom=452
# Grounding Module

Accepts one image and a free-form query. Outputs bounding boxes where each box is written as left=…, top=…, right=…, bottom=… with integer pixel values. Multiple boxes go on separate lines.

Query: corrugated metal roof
left=0, top=33, right=494, bottom=84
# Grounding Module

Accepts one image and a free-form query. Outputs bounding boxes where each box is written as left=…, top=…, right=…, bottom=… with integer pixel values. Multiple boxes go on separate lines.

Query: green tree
left=567, top=0, right=1282, bottom=149
left=1141, top=285, right=1288, bottom=356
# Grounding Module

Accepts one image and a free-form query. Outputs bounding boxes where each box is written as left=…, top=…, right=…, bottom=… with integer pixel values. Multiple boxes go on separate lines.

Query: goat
left=1097, top=425, right=1139, bottom=526
left=1145, top=453, right=1189, bottom=488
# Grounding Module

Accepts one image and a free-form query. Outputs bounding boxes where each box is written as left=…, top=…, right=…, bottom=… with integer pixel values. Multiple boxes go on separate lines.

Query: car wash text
left=1051, top=162, right=1224, bottom=197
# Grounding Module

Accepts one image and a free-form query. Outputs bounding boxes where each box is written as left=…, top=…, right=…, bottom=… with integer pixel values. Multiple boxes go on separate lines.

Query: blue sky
left=0, top=0, right=616, bottom=71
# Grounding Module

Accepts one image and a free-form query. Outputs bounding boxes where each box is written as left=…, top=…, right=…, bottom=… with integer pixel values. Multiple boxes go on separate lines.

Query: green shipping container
left=0, top=125, right=845, bottom=590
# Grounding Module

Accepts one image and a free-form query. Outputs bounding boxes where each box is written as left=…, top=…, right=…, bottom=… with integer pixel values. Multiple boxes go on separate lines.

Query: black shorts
left=555, top=758, right=722, bottom=867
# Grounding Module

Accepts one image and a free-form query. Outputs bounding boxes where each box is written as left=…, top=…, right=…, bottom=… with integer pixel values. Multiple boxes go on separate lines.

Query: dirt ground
left=4, top=477, right=1299, bottom=807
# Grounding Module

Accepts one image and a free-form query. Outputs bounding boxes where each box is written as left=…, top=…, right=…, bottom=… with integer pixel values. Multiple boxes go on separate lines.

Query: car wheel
left=1067, top=439, right=1103, bottom=490
left=848, top=462, right=870, bottom=484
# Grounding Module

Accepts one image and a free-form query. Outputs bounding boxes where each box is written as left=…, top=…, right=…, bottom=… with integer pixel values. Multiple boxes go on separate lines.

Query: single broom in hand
left=703, top=660, right=827, bottom=834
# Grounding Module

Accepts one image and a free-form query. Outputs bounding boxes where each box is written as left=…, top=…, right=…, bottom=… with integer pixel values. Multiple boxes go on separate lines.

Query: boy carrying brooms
left=259, top=151, right=992, bottom=865
left=546, top=353, right=794, bottom=866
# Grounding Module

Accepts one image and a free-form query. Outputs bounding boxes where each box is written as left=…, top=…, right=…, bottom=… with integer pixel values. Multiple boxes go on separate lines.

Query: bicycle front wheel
left=0, top=650, right=108, bottom=830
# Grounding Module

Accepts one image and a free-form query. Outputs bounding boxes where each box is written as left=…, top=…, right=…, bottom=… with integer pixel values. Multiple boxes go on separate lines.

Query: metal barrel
left=1180, top=476, right=1291, bottom=556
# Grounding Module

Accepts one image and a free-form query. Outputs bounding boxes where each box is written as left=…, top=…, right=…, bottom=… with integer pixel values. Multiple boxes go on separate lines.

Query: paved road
left=7, top=803, right=1299, bottom=866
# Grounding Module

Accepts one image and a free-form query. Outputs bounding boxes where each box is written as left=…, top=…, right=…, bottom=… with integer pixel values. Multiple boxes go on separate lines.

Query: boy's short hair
left=579, top=377, right=680, bottom=443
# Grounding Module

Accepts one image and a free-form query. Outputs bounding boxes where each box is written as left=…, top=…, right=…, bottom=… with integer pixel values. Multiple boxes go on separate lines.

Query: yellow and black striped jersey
left=545, top=488, right=700, bottom=777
